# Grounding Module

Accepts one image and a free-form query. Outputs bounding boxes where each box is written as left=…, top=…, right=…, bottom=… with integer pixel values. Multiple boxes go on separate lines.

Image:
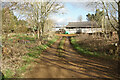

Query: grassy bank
left=18, top=36, right=58, bottom=78
left=70, top=37, right=119, bottom=61
left=27, top=37, right=58, bottom=58
left=3, top=36, right=59, bottom=78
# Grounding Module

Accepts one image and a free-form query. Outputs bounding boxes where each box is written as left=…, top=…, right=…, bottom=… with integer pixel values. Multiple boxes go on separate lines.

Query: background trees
left=11, top=1, right=64, bottom=39
left=86, top=9, right=105, bottom=27
left=2, top=6, right=30, bottom=38
left=2, top=1, right=64, bottom=40
left=2, top=7, right=18, bottom=38
left=87, top=0, right=120, bottom=55
left=99, top=1, right=120, bottom=55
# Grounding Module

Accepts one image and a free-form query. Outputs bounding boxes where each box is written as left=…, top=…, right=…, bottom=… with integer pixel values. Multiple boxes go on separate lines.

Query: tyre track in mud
left=24, top=37, right=119, bottom=79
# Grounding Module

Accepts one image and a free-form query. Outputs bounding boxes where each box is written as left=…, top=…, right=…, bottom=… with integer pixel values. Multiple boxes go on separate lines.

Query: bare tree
left=100, top=0, right=120, bottom=55
left=78, top=15, right=82, bottom=22
left=89, top=0, right=120, bottom=54
left=9, top=1, right=64, bottom=39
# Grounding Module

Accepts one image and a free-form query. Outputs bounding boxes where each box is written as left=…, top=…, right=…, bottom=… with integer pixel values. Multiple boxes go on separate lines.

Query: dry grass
left=1, top=33, right=57, bottom=78
left=74, top=34, right=119, bottom=56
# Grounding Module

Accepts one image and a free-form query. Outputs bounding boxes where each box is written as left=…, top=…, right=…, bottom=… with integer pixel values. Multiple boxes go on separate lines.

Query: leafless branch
left=109, top=2, right=118, bottom=12
left=110, top=13, right=118, bottom=23
left=101, top=1, right=118, bottom=31
left=114, top=0, right=118, bottom=4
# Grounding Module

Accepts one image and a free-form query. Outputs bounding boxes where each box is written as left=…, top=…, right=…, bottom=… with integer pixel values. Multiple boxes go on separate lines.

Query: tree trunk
left=37, top=28, right=40, bottom=39
left=41, top=22, right=45, bottom=36
left=4, top=31, right=8, bottom=39
left=118, top=31, right=120, bottom=75
left=117, top=1, right=120, bottom=55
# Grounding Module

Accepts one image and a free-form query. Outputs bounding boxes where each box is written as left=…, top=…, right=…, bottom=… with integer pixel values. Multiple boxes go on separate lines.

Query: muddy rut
left=24, top=37, right=119, bottom=79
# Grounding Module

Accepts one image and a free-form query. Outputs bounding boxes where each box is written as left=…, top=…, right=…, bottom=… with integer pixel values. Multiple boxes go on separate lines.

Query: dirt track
left=55, top=34, right=77, bottom=37
left=24, top=37, right=119, bottom=79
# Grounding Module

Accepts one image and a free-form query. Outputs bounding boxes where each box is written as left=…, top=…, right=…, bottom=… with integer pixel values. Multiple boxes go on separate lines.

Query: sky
left=49, top=2, right=95, bottom=26
left=13, top=2, right=96, bottom=27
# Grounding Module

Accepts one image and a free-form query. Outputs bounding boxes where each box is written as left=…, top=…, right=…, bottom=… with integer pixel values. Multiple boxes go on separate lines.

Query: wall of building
left=65, top=28, right=103, bottom=34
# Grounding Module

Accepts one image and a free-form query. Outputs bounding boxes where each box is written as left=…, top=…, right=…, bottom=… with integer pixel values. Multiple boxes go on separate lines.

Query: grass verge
left=4, top=36, right=59, bottom=78
left=70, top=37, right=119, bottom=61
left=19, top=37, right=58, bottom=77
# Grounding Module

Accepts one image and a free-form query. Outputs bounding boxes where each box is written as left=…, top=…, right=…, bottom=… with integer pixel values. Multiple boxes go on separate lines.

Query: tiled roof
left=66, top=21, right=100, bottom=28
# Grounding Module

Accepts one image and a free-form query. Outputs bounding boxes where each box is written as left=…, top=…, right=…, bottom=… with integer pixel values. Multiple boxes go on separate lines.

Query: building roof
left=66, top=21, right=100, bottom=28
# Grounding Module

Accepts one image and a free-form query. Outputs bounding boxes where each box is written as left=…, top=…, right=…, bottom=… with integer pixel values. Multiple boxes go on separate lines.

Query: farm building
left=65, top=21, right=103, bottom=34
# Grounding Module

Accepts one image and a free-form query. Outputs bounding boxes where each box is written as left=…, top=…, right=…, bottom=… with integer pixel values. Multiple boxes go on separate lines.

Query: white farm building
left=65, top=21, right=103, bottom=34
